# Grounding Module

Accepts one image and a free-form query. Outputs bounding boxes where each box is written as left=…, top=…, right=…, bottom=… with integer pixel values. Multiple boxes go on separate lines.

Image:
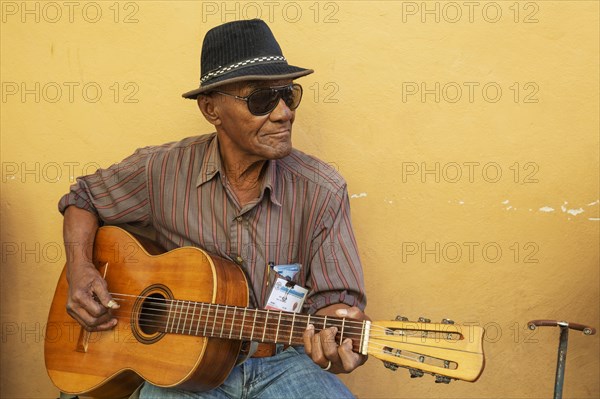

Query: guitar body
left=45, top=226, right=249, bottom=398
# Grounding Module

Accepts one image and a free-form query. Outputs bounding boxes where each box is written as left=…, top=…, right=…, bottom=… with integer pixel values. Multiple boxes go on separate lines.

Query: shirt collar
left=262, top=159, right=282, bottom=207
left=196, top=134, right=222, bottom=186
left=196, top=134, right=282, bottom=207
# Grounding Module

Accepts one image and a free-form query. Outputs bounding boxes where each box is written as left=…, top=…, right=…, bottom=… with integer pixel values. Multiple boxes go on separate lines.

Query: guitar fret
left=250, top=310, right=258, bottom=341
left=211, top=305, right=218, bottom=336
left=166, top=299, right=174, bottom=333
left=229, top=307, right=237, bottom=339
left=195, top=303, right=204, bottom=336
left=171, top=299, right=177, bottom=332
left=359, top=320, right=368, bottom=355
left=182, top=301, right=190, bottom=333
left=274, top=311, right=282, bottom=343
left=340, top=317, right=345, bottom=345
left=220, top=306, right=228, bottom=337
left=203, top=304, right=211, bottom=337
left=175, top=301, right=185, bottom=334
left=289, top=313, right=296, bottom=345
left=323, top=315, right=328, bottom=331
left=189, top=302, right=197, bottom=335
left=239, top=308, right=247, bottom=340
left=261, top=310, right=269, bottom=342
left=175, top=300, right=182, bottom=333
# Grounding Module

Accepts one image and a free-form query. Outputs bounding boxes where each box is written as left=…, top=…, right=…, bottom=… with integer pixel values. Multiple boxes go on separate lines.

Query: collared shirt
left=59, top=133, right=366, bottom=313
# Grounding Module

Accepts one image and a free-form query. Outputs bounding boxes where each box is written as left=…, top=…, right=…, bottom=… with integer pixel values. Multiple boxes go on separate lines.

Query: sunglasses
left=212, top=84, right=303, bottom=116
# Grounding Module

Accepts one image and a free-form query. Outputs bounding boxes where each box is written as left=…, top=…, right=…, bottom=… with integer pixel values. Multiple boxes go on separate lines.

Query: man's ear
left=197, top=94, right=221, bottom=126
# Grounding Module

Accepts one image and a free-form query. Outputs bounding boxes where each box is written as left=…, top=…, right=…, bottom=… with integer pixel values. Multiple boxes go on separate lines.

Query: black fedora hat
left=182, top=19, right=313, bottom=99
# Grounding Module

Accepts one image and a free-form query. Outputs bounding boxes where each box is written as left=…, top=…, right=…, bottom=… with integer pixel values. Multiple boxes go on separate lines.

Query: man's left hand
left=303, top=305, right=370, bottom=374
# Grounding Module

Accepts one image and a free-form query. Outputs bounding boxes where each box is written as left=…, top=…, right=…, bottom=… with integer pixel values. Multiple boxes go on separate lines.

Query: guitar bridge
left=76, top=328, right=89, bottom=353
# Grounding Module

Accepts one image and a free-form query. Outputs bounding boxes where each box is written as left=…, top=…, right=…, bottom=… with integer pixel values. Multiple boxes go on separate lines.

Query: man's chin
left=265, top=144, right=292, bottom=160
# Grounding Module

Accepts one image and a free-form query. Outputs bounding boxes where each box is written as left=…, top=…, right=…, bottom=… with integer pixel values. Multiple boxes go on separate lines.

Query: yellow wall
left=1, top=1, right=598, bottom=398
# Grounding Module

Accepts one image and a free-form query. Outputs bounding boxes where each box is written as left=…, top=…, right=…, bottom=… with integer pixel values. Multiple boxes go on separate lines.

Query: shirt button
left=235, top=216, right=242, bottom=222
left=236, top=256, right=243, bottom=264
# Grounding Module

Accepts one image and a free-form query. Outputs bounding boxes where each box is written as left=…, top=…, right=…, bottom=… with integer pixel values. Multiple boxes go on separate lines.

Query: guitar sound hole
left=140, top=293, right=168, bottom=335
left=132, top=284, right=173, bottom=344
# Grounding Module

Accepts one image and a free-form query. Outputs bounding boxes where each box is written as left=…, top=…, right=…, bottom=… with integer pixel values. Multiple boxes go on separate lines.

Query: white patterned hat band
left=200, top=56, right=287, bottom=85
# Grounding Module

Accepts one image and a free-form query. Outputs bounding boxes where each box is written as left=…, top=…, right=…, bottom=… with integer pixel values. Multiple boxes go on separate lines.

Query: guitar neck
left=157, top=300, right=368, bottom=354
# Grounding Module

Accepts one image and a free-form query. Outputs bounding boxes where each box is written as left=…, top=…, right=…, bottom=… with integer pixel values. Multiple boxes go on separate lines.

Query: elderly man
left=60, top=19, right=368, bottom=398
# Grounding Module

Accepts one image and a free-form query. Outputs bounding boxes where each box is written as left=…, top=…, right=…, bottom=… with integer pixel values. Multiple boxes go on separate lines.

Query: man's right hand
left=63, top=206, right=118, bottom=331
left=66, top=261, right=119, bottom=332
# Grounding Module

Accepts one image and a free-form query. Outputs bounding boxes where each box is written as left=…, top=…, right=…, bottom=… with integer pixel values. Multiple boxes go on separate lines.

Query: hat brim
left=182, top=63, right=314, bottom=99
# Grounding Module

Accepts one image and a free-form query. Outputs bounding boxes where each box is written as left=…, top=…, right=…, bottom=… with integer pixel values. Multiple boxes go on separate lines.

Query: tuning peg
left=441, top=318, right=456, bottom=340
left=395, top=315, right=409, bottom=321
left=418, top=317, right=431, bottom=323
left=409, top=368, right=424, bottom=378
left=435, top=375, right=451, bottom=384
left=384, top=361, right=399, bottom=371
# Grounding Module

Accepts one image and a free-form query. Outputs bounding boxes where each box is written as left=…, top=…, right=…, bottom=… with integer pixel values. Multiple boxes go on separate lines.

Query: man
left=59, top=19, right=368, bottom=398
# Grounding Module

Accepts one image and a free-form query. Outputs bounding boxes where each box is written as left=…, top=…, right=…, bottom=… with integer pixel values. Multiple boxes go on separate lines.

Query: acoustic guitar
left=45, top=226, right=485, bottom=398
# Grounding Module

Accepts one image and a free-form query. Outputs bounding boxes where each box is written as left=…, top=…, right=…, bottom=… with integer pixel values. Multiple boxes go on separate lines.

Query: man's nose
left=269, top=98, right=293, bottom=121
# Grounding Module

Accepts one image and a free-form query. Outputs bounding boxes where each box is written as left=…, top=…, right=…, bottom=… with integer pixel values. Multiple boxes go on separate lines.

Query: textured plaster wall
left=1, top=1, right=598, bottom=398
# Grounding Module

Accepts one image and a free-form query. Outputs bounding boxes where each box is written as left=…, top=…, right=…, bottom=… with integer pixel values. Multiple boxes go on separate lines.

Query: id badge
left=265, top=277, right=308, bottom=312
left=264, top=263, right=307, bottom=313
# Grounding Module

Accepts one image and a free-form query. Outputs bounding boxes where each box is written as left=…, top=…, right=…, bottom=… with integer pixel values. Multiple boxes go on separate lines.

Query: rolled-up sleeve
left=58, top=147, right=153, bottom=226
left=304, top=185, right=366, bottom=314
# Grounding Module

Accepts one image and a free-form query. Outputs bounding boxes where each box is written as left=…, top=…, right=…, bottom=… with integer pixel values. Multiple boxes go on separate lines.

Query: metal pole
left=553, top=323, right=569, bottom=399
left=528, top=319, right=596, bottom=399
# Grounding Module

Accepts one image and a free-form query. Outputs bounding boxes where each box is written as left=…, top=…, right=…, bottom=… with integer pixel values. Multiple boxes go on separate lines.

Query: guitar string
left=108, top=309, right=380, bottom=340
left=91, top=297, right=474, bottom=361
left=82, top=316, right=467, bottom=369
left=109, top=309, right=456, bottom=348
left=104, top=294, right=468, bottom=345
left=106, top=302, right=458, bottom=343
left=106, top=297, right=373, bottom=333
left=97, top=310, right=365, bottom=351
left=104, top=304, right=460, bottom=347
left=109, top=295, right=463, bottom=339
left=106, top=309, right=377, bottom=339
left=103, top=297, right=390, bottom=344
left=80, top=313, right=471, bottom=365
left=107, top=292, right=388, bottom=333
left=109, top=308, right=374, bottom=335
left=88, top=308, right=471, bottom=362
left=106, top=306, right=457, bottom=344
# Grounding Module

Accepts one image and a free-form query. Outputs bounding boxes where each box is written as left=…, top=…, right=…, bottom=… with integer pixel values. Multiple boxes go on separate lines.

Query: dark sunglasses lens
left=283, top=85, right=302, bottom=110
left=248, top=89, right=280, bottom=115
left=247, top=85, right=303, bottom=115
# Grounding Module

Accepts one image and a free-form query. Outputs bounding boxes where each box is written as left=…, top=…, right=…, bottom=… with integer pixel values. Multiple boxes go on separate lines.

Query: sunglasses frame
left=212, top=83, right=303, bottom=116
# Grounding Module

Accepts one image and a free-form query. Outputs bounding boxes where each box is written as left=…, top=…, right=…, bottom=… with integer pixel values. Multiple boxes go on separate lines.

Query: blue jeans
left=139, top=346, right=354, bottom=399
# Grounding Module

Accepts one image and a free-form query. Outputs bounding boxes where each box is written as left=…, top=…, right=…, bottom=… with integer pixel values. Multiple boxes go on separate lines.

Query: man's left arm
left=302, top=185, right=369, bottom=373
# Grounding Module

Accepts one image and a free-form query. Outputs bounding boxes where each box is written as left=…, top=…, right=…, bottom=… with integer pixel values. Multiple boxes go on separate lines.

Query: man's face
left=205, top=79, right=298, bottom=164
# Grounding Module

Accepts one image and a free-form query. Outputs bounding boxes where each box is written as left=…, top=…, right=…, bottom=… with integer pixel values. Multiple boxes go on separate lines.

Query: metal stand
left=528, top=319, right=596, bottom=399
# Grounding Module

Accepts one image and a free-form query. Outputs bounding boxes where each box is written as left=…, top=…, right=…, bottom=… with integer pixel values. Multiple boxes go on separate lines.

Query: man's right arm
left=59, top=145, right=158, bottom=330
left=63, top=206, right=119, bottom=331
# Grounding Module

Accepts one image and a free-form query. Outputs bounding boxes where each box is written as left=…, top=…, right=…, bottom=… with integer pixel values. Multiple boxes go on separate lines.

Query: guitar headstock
left=367, top=316, right=485, bottom=383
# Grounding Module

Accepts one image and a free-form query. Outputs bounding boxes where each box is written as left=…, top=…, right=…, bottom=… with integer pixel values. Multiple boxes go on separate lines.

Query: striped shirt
left=59, top=133, right=366, bottom=313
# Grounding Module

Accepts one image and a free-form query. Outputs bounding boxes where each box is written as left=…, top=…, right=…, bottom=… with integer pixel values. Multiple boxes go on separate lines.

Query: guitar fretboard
left=148, top=299, right=367, bottom=353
